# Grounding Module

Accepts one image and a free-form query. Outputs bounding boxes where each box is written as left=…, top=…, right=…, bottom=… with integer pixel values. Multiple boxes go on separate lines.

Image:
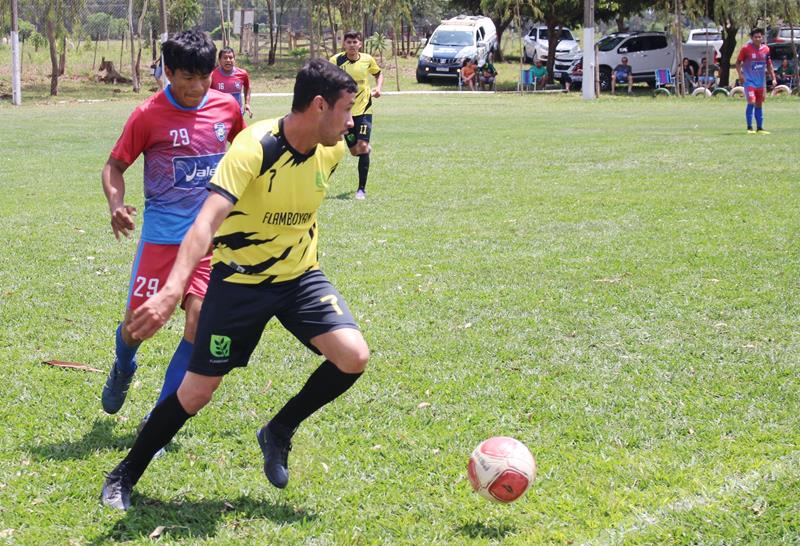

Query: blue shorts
left=189, top=267, right=359, bottom=376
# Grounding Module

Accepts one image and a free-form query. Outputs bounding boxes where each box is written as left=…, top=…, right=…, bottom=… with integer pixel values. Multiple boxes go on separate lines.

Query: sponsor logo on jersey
left=172, top=153, right=225, bottom=189
left=214, top=122, right=227, bottom=142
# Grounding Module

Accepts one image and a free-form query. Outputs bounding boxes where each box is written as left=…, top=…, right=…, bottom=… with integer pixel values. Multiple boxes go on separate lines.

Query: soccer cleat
left=756, top=129, right=770, bottom=135
left=747, top=129, right=756, bottom=134
left=355, top=189, right=366, bottom=200
left=101, top=463, right=134, bottom=510
left=101, top=359, right=136, bottom=414
left=256, top=422, right=293, bottom=489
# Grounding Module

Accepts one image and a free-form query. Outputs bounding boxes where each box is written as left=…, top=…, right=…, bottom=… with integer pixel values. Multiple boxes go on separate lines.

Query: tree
left=169, top=0, right=201, bottom=31
left=32, top=0, right=84, bottom=96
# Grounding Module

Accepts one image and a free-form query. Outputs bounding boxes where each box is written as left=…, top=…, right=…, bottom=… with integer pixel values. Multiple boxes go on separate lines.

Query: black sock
left=357, top=154, right=370, bottom=191
left=271, top=360, right=362, bottom=433
left=120, top=392, right=194, bottom=484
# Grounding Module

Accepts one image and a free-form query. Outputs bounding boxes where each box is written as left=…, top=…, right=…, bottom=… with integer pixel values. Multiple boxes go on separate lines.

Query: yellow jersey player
left=330, top=30, right=384, bottom=200
left=101, top=59, right=369, bottom=510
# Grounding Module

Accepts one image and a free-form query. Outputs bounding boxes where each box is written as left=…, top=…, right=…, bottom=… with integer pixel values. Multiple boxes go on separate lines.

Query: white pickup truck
left=596, top=31, right=718, bottom=90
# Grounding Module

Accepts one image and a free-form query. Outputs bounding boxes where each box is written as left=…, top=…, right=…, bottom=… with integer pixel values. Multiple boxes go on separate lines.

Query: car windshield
left=692, top=31, right=721, bottom=41
left=597, top=36, right=625, bottom=51
left=779, top=29, right=800, bottom=39
left=534, top=28, right=574, bottom=40
left=430, top=30, right=473, bottom=46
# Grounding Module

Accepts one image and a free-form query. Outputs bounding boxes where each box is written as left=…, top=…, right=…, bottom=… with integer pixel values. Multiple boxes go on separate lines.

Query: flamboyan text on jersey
left=262, top=212, right=314, bottom=225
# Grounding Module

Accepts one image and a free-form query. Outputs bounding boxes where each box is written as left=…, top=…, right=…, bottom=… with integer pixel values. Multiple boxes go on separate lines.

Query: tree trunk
left=58, top=34, right=66, bottom=75
left=492, top=15, right=513, bottom=62
left=545, top=13, right=559, bottom=81
left=616, top=14, right=625, bottom=33
left=46, top=19, right=59, bottom=95
left=718, top=16, right=737, bottom=87
left=129, top=0, right=140, bottom=92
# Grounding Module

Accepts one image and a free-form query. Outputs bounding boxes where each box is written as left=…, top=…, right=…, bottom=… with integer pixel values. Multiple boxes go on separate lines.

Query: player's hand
left=371, top=88, right=381, bottom=98
left=110, top=205, right=137, bottom=240
left=245, top=104, right=253, bottom=118
left=772, top=79, right=777, bottom=87
left=127, top=289, right=180, bottom=341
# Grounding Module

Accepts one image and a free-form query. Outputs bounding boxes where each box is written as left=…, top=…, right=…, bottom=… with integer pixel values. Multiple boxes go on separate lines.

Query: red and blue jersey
left=210, top=66, right=250, bottom=113
left=737, top=42, right=772, bottom=88
left=110, top=87, right=245, bottom=244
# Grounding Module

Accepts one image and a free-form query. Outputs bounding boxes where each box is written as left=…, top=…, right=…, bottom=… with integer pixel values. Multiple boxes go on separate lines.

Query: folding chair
left=517, top=68, right=534, bottom=92
left=654, top=69, right=674, bottom=96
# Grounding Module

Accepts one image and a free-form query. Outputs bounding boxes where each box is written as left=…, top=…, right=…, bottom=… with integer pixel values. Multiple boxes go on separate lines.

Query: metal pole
left=582, top=0, right=595, bottom=99
left=11, top=0, right=22, bottom=105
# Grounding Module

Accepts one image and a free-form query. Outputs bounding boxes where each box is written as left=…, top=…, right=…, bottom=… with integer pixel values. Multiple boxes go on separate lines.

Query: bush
left=18, top=20, right=35, bottom=42
left=290, top=47, right=309, bottom=58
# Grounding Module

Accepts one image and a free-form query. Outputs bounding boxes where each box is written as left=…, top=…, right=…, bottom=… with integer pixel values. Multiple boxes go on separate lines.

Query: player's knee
left=334, top=342, right=369, bottom=374
left=177, top=381, right=216, bottom=413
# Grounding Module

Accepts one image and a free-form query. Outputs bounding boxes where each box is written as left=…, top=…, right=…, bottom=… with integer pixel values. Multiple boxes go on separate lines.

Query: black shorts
left=345, top=114, right=372, bottom=148
left=189, top=267, right=359, bottom=376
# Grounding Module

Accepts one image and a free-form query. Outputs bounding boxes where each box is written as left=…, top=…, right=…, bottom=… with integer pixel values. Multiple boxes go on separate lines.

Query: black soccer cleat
left=101, top=359, right=136, bottom=414
left=101, top=463, right=134, bottom=510
left=257, top=422, right=293, bottom=489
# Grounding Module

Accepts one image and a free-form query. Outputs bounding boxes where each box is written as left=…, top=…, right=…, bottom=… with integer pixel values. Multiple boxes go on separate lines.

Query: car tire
left=691, top=87, right=712, bottom=97
left=416, top=71, right=428, bottom=84
left=730, top=86, right=745, bottom=98
left=522, top=51, right=532, bottom=64
left=711, top=87, right=730, bottom=97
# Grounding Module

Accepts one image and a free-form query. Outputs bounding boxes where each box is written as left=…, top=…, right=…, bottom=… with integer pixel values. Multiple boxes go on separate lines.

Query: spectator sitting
left=150, top=58, right=166, bottom=91
left=461, top=58, right=477, bottom=91
left=681, top=57, right=696, bottom=91
left=776, top=56, right=796, bottom=88
left=479, top=53, right=498, bottom=90
left=529, top=58, right=548, bottom=89
left=696, top=57, right=718, bottom=89
left=611, top=56, right=633, bottom=94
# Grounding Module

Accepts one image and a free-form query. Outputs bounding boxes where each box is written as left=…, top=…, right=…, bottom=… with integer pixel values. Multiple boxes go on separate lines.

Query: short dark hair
left=162, top=30, right=216, bottom=75
left=343, top=30, right=362, bottom=41
left=218, top=47, right=235, bottom=60
left=750, top=28, right=764, bottom=37
left=291, top=59, right=357, bottom=113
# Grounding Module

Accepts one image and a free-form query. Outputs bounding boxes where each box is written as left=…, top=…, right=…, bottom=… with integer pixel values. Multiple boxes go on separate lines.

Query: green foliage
left=30, top=30, right=46, bottom=50
left=364, top=32, right=389, bottom=57
left=289, top=47, right=309, bottom=57
left=17, top=20, right=36, bottom=42
left=169, top=0, right=202, bottom=31
left=210, top=21, right=234, bottom=40
left=86, top=13, right=112, bottom=40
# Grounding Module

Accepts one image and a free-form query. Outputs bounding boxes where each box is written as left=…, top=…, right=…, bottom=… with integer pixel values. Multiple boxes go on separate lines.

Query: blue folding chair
left=517, top=68, right=534, bottom=92
left=654, top=69, right=674, bottom=96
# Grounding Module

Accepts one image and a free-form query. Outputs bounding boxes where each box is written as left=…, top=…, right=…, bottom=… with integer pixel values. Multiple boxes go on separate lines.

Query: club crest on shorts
left=214, top=122, right=227, bottom=142
left=210, top=334, right=231, bottom=359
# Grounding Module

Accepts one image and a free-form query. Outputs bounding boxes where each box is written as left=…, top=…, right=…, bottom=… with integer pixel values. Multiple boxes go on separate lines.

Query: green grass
left=0, top=94, right=799, bottom=544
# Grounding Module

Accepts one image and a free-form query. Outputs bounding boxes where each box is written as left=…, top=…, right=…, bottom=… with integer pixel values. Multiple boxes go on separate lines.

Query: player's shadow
left=27, top=418, right=138, bottom=461
left=328, top=190, right=355, bottom=200
left=88, top=495, right=315, bottom=544
left=456, top=520, right=517, bottom=540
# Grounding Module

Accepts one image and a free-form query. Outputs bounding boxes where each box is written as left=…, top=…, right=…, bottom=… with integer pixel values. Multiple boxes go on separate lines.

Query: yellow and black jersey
left=329, top=52, right=381, bottom=116
left=208, top=117, right=345, bottom=285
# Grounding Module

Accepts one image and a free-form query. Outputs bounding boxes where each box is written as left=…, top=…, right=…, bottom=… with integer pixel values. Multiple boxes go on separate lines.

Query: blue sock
left=155, top=338, right=193, bottom=406
left=745, top=103, right=754, bottom=129
left=115, top=324, right=139, bottom=374
left=754, top=107, right=764, bottom=130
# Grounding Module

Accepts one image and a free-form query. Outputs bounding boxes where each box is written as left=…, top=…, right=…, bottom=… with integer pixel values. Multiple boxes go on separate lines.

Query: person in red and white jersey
left=211, top=47, right=252, bottom=118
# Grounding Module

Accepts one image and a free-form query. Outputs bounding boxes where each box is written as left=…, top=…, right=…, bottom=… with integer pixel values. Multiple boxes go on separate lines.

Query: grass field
left=0, top=93, right=799, bottom=544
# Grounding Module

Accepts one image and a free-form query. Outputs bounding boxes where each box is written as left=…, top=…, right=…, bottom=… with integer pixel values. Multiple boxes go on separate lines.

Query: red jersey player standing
left=100, top=30, right=244, bottom=425
left=736, top=28, right=777, bottom=134
left=211, top=47, right=252, bottom=118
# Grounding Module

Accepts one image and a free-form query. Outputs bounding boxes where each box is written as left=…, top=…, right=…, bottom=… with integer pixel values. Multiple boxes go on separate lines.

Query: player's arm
left=127, top=192, right=234, bottom=341
left=370, top=57, right=383, bottom=97
left=102, top=156, right=137, bottom=240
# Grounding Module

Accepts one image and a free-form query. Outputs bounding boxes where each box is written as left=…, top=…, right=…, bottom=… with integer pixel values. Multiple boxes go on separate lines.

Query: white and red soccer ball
left=467, top=436, right=536, bottom=503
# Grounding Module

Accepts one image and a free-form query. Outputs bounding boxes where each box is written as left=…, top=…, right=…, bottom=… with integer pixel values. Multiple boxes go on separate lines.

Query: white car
left=522, top=25, right=580, bottom=64
left=685, top=28, right=722, bottom=56
left=416, top=15, right=497, bottom=82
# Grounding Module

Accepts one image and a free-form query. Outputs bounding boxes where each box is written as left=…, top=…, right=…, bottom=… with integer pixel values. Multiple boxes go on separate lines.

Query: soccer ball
left=467, top=436, right=536, bottom=503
